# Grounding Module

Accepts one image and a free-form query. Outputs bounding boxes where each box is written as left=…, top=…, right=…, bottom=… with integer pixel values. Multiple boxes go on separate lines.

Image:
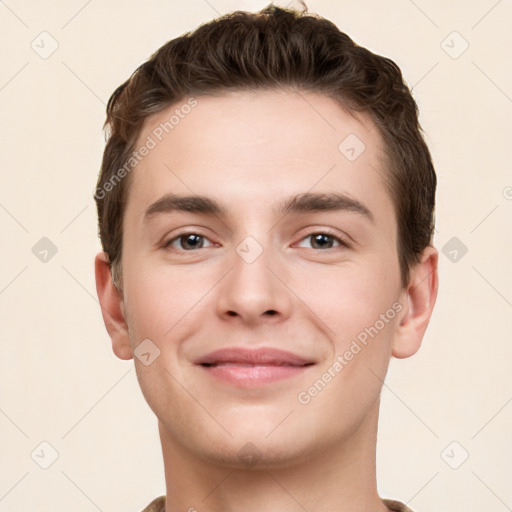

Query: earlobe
left=392, top=245, right=439, bottom=359
left=94, top=252, right=133, bottom=360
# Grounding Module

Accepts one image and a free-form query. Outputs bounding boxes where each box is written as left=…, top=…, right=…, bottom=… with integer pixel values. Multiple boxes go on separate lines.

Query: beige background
left=1, top=0, right=511, bottom=511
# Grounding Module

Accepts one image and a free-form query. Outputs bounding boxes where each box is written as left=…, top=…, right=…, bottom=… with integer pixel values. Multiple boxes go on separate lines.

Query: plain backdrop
left=1, top=1, right=511, bottom=511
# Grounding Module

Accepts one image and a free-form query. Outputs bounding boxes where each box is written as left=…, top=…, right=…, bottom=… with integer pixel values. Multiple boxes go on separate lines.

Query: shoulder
left=140, top=495, right=166, bottom=512
left=382, top=498, right=416, bottom=512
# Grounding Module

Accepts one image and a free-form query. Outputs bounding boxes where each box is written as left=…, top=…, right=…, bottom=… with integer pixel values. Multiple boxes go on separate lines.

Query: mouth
left=201, top=362, right=310, bottom=367
left=196, top=347, right=315, bottom=387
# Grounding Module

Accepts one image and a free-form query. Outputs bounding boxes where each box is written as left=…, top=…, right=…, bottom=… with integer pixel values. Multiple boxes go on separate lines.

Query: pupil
left=313, top=234, right=331, bottom=249
left=183, top=234, right=202, bottom=249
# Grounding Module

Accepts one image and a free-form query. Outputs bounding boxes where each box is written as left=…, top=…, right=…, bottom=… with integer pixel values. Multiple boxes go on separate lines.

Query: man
left=94, top=4, right=438, bottom=511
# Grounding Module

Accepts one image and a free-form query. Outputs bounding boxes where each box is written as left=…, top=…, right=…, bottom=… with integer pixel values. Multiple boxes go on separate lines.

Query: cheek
left=301, top=274, right=400, bottom=414
left=307, top=259, right=401, bottom=334
left=122, top=259, right=219, bottom=348
left=301, top=258, right=401, bottom=397
left=122, top=261, right=180, bottom=341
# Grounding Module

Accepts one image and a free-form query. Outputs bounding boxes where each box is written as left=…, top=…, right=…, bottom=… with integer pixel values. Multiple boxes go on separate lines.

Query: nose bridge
left=215, top=232, right=292, bottom=322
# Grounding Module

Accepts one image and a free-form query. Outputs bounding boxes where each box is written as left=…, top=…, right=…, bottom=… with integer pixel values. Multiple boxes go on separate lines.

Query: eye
left=164, top=232, right=214, bottom=251
left=296, top=232, right=349, bottom=250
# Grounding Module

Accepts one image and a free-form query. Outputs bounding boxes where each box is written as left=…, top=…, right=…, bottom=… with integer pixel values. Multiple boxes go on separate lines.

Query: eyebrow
left=144, top=194, right=226, bottom=220
left=143, top=192, right=374, bottom=223
left=278, top=192, right=373, bottom=222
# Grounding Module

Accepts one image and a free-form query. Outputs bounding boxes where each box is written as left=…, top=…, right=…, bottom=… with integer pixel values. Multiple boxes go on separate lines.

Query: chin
left=195, top=434, right=317, bottom=471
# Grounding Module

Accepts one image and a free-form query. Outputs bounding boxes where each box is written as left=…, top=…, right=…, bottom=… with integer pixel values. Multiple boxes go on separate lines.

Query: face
left=102, top=89, right=426, bottom=468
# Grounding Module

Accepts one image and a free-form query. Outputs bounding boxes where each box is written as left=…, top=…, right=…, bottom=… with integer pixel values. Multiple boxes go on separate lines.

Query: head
left=95, top=4, right=438, bottom=469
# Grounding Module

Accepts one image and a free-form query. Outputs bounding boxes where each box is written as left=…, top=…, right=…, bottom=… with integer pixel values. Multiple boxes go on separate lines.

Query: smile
left=196, top=347, right=315, bottom=387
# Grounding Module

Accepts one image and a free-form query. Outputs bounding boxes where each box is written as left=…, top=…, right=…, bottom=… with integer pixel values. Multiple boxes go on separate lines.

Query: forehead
left=126, top=89, right=394, bottom=228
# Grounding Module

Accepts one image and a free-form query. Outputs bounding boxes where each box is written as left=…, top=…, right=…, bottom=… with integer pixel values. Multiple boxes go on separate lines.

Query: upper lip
left=196, top=347, right=314, bottom=367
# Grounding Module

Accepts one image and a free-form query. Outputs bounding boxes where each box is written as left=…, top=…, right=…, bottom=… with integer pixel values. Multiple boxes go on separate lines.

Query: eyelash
left=296, top=230, right=350, bottom=250
left=163, top=231, right=216, bottom=251
left=163, top=230, right=350, bottom=252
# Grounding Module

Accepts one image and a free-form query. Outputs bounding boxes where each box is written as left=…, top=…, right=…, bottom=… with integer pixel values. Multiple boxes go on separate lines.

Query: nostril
left=265, top=310, right=277, bottom=315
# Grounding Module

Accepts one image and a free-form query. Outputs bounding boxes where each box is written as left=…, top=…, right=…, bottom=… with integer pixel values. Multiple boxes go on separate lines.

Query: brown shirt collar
left=140, top=495, right=416, bottom=512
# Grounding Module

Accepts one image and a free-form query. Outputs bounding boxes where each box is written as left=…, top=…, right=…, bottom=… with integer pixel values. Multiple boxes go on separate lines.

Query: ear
left=392, top=245, right=439, bottom=358
left=94, top=252, right=133, bottom=360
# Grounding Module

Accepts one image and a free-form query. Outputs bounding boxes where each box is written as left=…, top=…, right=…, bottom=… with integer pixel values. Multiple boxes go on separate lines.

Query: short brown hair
left=95, top=3, right=436, bottom=289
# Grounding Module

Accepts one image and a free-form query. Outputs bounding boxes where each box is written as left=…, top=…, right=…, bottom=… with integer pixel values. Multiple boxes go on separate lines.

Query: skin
left=95, top=89, right=438, bottom=512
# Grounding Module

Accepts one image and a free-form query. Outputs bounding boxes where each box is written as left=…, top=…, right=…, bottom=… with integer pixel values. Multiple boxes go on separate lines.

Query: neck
left=160, top=401, right=389, bottom=512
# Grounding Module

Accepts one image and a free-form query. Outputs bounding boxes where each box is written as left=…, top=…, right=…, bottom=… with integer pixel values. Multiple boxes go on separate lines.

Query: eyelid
left=161, top=228, right=351, bottom=252
left=294, top=229, right=351, bottom=249
left=162, top=229, right=216, bottom=250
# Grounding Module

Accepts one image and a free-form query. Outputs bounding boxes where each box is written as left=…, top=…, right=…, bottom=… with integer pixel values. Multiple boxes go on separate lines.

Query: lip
left=195, top=347, right=315, bottom=388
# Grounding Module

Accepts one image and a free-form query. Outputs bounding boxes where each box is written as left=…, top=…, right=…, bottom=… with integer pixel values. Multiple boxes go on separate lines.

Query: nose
left=214, top=239, right=293, bottom=326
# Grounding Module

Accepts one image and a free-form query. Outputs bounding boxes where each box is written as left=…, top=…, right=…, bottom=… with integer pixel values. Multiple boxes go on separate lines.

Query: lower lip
left=199, top=364, right=310, bottom=387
